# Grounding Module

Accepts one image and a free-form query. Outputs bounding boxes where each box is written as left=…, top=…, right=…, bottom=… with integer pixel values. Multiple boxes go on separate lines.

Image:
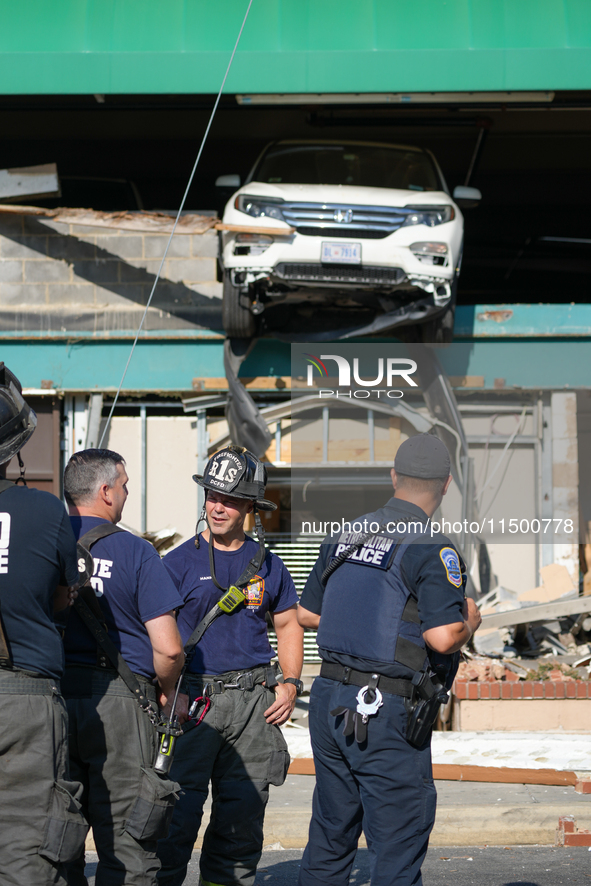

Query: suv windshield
left=251, top=143, right=441, bottom=191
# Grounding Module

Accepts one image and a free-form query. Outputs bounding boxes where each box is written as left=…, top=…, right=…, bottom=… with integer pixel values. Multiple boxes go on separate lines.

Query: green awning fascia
left=2, top=337, right=288, bottom=392
left=5, top=336, right=591, bottom=392
left=1, top=47, right=590, bottom=94
left=2, top=0, right=591, bottom=95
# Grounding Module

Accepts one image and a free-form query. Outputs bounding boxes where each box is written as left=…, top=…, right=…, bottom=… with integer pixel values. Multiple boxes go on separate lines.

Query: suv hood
left=239, top=181, right=452, bottom=207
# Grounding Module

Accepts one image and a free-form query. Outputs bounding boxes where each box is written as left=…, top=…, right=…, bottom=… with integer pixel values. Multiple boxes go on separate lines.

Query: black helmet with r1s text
left=193, top=445, right=277, bottom=511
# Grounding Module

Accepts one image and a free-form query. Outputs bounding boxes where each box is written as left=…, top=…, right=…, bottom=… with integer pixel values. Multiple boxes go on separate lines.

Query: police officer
left=62, top=448, right=185, bottom=885
left=156, top=445, right=304, bottom=886
left=0, top=364, right=87, bottom=886
left=297, top=434, right=482, bottom=886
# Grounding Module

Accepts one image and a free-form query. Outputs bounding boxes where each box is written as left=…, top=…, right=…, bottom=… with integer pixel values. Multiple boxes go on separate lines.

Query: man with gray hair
left=62, top=448, right=185, bottom=885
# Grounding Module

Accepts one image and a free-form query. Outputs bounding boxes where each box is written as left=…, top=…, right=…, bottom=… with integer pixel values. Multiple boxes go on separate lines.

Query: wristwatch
left=283, top=677, right=304, bottom=696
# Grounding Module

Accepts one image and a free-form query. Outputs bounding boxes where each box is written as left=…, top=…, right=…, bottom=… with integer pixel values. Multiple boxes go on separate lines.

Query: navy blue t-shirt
left=0, top=483, right=79, bottom=680
left=164, top=534, right=299, bottom=674
left=300, top=497, right=465, bottom=680
left=63, top=517, right=184, bottom=679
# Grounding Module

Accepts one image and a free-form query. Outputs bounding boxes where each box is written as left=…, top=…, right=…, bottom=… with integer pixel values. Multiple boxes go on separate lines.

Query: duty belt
left=187, top=665, right=278, bottom=698
left=320, top=662, right=414, bottom=698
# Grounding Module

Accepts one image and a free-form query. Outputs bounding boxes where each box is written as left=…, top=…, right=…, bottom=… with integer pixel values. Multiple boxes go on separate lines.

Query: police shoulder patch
left=439, top=547, right=462, bottom=587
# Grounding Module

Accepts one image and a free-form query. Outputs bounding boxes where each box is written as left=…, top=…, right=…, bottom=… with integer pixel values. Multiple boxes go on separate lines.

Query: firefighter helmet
left=193, top=445, right=276, bottom=511
left=0, top=363, right=37, bottom=465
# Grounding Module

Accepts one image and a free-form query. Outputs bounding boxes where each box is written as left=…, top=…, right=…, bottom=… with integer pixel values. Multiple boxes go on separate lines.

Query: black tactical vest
left=316, top=529, right=429, bottom=673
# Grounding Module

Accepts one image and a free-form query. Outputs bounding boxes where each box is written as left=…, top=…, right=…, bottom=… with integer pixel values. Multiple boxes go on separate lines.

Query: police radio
left=154, top=721, right=180, bottom=775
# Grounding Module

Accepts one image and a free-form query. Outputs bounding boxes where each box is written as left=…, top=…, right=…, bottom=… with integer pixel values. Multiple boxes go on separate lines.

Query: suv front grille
left=296, top=226, right=387, bottom=240
left=281, top=202, right=414, bottom=238
left=275, top=263, right=405, bottom=285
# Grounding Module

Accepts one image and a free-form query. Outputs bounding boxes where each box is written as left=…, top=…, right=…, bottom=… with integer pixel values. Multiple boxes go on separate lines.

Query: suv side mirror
left=215, top=174, right=241, bottom=188
left=453, top=185, right=482, bottom=209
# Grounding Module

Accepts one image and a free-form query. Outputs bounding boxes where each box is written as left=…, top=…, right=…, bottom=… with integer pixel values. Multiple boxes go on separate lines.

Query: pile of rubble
left=456, top=658, right=590, bottom=683
left=473, top=563, right=591, bottom=661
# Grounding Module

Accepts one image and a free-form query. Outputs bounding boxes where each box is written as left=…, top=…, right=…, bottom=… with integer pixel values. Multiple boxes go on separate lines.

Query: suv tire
left=222, top=273, right=256, bottom=338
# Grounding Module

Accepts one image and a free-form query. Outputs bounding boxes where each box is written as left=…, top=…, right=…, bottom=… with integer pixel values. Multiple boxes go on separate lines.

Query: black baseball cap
left=394, top=433, right=451, bottom=479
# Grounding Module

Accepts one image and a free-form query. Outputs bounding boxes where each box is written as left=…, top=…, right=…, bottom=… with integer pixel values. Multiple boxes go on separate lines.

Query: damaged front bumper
left=229, top=265, right=453, bottom=307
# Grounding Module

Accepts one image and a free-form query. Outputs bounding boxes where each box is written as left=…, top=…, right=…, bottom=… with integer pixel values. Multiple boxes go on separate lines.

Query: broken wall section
left=0, top=216, right=222, bottom=334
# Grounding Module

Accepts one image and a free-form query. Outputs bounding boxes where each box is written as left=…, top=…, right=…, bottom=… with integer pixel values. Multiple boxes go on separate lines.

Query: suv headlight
left=402, top=206, right=454, bottom=228
left=235, top=194, right=285, bottom=222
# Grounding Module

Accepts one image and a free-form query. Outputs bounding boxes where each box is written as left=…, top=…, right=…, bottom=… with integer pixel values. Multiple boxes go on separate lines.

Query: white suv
left=217, top=140, right=480, bottom=340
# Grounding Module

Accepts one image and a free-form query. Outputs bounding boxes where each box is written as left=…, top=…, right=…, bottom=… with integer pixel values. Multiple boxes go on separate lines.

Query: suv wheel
left=222, top=273, right=256, bottom=338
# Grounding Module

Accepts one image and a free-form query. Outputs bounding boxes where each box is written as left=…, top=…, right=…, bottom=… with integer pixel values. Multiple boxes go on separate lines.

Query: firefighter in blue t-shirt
left=297, top=434, right=482, bottom=886
left=62, top=448, right=185, bottom=886
left=156, top=446, right=303, bottom=886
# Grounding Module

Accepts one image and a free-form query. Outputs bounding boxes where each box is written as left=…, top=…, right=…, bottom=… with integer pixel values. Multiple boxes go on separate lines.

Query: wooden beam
left=288, top=758, right=316, bottom=775
left=0, top=203, right=296, bottom=237
left=448, top=376, right=484, bottom=388
left=192, top=376, right=293, bottom=391
left=288, top=758, right=579, bottom=786
left=214, top=222, right=295, bottom=236
left=191, top=376, right=484, bottom=393
left=432, top=764, right=578, bottom=786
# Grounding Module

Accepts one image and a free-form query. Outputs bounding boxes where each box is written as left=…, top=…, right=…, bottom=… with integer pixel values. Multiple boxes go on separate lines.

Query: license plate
left=321, top=241, right=361, bottom=264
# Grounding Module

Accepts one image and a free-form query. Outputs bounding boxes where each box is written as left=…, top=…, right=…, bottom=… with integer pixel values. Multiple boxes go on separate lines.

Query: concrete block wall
left=0, top=216, right=222, bottom=333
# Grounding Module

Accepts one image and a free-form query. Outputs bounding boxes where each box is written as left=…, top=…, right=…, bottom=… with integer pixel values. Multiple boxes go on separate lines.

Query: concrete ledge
left=84, top=805, right=591, bottom=851
left=83, top=775, right=591, bottom=853
left=262, top=805, right=591, bottom=849
left=432, top=805, right=591, bottom=847
left=454, top=699, right=591, bottom=731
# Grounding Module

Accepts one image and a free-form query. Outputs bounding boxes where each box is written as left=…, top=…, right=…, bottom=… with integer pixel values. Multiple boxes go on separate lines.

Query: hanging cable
left=98, top=0, right=253, bottom=447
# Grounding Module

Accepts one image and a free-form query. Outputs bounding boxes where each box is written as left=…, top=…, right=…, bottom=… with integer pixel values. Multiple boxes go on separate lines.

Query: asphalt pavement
left=84, top=845, right=591, bottom=885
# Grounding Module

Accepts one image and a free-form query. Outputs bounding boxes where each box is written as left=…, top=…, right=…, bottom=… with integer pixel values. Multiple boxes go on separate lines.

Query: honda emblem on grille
left=334, top=208, right=353, bottom=224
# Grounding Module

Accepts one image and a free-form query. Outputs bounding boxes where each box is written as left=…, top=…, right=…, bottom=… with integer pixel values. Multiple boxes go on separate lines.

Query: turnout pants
left=63, top=666, right=162, bottom=886
left=0, top=669, right=87, bottom=886
left=299, top=676, right=436, bottom=886
left=157, top=668, right=290, bottom=886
